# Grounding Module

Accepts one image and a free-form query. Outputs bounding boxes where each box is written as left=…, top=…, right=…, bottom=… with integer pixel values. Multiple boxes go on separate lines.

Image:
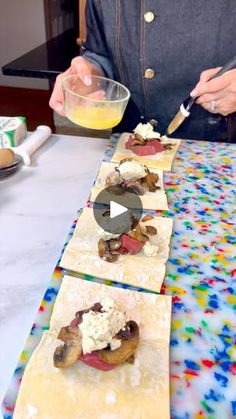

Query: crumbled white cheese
left=160, top=134, right=169, bottom=143
left=130, top=364, right=141, bottom=387
left=143, top=242, right=159, bottom=256
left=106, top=170, right=122, bottom=186
left=79, top=297, right=126, bottom=354
left=27, top=404, right=38, bottom=416
left=105, top=390, right=117, bottom=404
left=118, top=160, right=146, bottom=180
left=98, top=227, right=120, bottom=241
left=134, top=122, right=161, bottom=139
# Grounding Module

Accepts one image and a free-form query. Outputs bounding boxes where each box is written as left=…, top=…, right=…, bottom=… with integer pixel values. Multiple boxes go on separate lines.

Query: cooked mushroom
left=142, top=214, right=154, bottom=222
left=126, top=181, right=145, bottom=195
left=74, top=303, right=103, bottom=325
left=163, top=143, right=173, bottom=150
left=145, top=225, right=157, bottom=235
left=127, top=224, right=148, bottom=244
left=130, top=214, right=139, bottom=230
left=98, top=238, right=119, bottom=262
left=107, top=184, right=125, bottom=195
left=103, top=253, right=119, bottom=262
left=126, top=354, right=135, bottom=364
left=109, top=239, right=122, bottom=253
left=98, top=238, right=107, bottom=258
left=54, top=326, right=82, bottom=368
left=119, top=157, right=136, bottom=164
left=132, top=133, right=146, bottom=145
left=98, top=321, right=139, bottom=364
left=143, top=172, right=159, bottom=192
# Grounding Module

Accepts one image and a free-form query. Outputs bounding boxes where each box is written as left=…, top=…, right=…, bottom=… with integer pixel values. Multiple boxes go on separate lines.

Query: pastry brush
left=166, top=55, right=236, bottom=136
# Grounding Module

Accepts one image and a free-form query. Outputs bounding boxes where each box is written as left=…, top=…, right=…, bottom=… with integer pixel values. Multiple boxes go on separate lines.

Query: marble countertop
left=0, top=133, right=107, bottom=415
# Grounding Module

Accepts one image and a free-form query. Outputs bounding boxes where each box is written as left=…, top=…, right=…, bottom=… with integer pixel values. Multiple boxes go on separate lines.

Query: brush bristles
left=166, top=110, right=186, bottom=135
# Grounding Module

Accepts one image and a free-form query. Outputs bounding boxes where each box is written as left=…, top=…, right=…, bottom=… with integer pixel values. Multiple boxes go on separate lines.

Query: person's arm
left=190, top=68, right=236, bottom=116
left=81, top=0, right=114, bottom=80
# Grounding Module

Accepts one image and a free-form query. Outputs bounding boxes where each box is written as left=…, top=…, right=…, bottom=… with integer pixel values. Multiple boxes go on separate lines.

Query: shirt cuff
left=82, top=50, right=114, bottom=80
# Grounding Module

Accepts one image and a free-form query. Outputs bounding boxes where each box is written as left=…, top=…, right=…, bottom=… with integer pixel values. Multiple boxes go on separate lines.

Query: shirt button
left=144, top=11, right=155, bottom=23
left=144, top=68, right=155, bottom=79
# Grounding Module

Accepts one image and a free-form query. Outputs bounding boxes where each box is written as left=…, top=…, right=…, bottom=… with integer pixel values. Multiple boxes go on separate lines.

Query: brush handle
left=183, top=55, right=236, bottom=114
left=211, top=55, right=236, bottom=78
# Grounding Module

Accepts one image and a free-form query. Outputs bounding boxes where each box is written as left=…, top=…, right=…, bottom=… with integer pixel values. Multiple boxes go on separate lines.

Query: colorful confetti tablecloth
left=2, top=137, right=236, bottom=419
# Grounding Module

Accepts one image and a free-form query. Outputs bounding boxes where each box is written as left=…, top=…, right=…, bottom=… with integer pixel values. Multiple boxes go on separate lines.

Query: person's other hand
left=49, top=56, right=103, bottom=116
left=190, top=68, right=236, bottom=115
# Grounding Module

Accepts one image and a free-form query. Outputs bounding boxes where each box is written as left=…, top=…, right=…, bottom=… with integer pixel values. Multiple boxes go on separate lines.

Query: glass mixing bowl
left=62, top=74, right=130, bottom=130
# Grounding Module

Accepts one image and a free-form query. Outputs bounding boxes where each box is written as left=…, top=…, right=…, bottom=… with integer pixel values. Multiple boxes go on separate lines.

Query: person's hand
left=190, top=68, right=236, bottom=116
left=49, top=56, right=103, bottom=116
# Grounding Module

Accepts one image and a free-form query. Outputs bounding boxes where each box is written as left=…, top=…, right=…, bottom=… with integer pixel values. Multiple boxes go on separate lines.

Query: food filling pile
left=98, top=214, right=158, bottom=262
left=125, top=122, right=174, bottom=156
left=54, top=297, right=139, bottom=371
left=106, top=159, right=160, bottom=196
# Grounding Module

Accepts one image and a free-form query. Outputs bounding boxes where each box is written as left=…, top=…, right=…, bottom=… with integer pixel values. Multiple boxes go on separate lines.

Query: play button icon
left=93, top=187, right=143, bottom=235
left=110, top=201, right=127, bottom=218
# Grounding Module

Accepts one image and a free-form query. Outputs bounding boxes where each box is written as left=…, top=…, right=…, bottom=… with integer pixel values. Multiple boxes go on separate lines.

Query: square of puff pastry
left=60, top=208, right=173, bottom=293
left=14, top=275, right=172, bottom=419
left=111, top=133, right=181, bottom=171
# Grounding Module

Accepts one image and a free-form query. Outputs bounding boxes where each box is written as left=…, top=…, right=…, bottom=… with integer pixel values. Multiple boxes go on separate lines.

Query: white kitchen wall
left=0, top=0, right=49, bottom=89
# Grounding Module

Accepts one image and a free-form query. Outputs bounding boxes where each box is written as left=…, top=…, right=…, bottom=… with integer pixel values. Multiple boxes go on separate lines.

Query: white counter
left=0, top=133, right=107, bottom=413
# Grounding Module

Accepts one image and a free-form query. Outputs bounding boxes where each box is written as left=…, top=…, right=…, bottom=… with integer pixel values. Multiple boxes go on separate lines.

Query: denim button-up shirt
left=82, top=0, right=236, bottom=140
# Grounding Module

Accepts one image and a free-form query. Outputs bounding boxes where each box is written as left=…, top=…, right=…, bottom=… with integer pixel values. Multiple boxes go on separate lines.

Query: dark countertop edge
left=2, top=67, right=60, bottom=80
left=1, top=29, right=80, bottom=80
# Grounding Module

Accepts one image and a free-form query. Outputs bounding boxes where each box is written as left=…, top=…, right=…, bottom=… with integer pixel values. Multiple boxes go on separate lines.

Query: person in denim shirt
left=50, top=0, right=236, bottom=141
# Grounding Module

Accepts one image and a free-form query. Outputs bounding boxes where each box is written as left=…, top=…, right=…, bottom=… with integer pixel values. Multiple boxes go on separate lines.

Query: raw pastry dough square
left=112, top=133, right=181, bottom=171
left=90, top=161, right=169, bottom=210
left=60, top=208, right=173, bottom=293
left=14, top=275, right=172, bottom=419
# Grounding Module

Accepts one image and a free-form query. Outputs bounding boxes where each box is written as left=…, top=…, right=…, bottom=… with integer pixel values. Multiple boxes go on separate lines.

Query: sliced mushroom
left=98, top=321, right=139, bottom=365
left=132, top=133, right=146, bottom=145
left=127, top=224, right=148, bottom=244
left=119, top=157, right=134, bottom=164
left=74, top=303, right=103, bottom=325
left=142, top=214, right=154, bottom=222
left=109, top=239, right=122, bottom=252
left=143, top=172, right=159, bottom=192
left=145, top=225, right=157, bottom=235
left=126, top=181, right=145, bottom=195
left=117, top=320, right=139, bottom=340
left=163, top=143, right=173, bottom=150
left=54, top=326, right=82, bottom=368
left=126, top=354, right=135, bottom=364
left=107, top=184, right=125, bottom=195
left=98, top=238, right=119, bottom=262
left=98, top=238, right=107, bottom=258
left=103, top=253, right=119, bottom=262
left=130, top=214, right=139, bottom=230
